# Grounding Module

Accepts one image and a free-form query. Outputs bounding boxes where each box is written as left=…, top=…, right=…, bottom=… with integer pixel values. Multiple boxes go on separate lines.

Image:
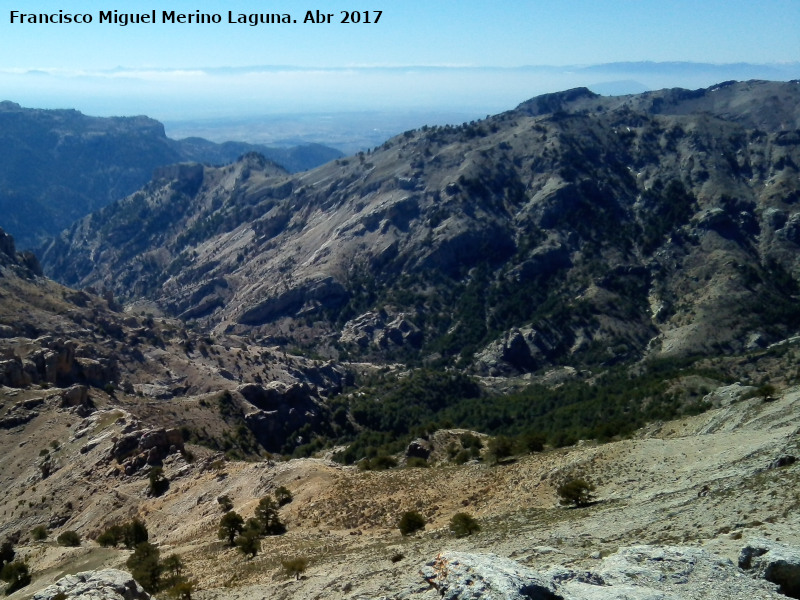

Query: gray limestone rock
left=421, top=552, right=560, bottom=600
left=739, top=538, right=800, bottom=598
left=423, top=546, right=788, bottom=600
left=32, top=569, right=151, bottom=600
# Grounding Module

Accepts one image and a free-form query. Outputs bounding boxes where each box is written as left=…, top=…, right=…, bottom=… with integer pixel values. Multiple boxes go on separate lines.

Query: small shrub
left=148, top=467, right=169, bottom=497
left=0, top=542, right=14, bottom=567
left=97, top=525, right=124, bottom=547
left=364, top=455, right=398, bottom=471
left=126, top=542, right=161, bottom=594
left=123, top=518, right=149, bottom=549
left=518, top=431, right=545, bottom=453
left=449, top=512, right=480, bottom=538
left=446, top=441, right=459, bottom=459
left=165, top=579, right=194, bottom=600
left=57, top=530, right=81, bottom=547
left=255, top=497, right=286, bottom=536
left=390, top=553, right=404, bottom=563
left=282, top=556, right=309, bottom=580
left=398, top=511, right=426, bottom=536
left=757, top=383, right=777, bottom=401
left=274, top=486, right=293, bottom=506
left=453, top=449, right=470, bottom=464
left=0, top=561, right=31, bottom=594
left=161, top=554, right=184, bottom=580
left=459, top=433, right=482, bottom=450
left=31, top=525, right=48, bottom=541
left=235, top=530, right=260, bottom=558
left=160, top=554, right=193, bottom=597
left=406, top=457, right=429, bottom=468
left=218, top=511, right=244, bottom=545
left=217, top=495, right=233, bottom=512
left=557, top=478, right=596, bottom=507
left=487, top=435, right=515, bottom=463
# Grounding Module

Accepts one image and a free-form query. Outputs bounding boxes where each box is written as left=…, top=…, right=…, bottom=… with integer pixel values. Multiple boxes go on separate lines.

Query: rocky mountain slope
left=2, top=361, right=799, bottom=599
left=0, top=101, right=341, bottom=249
left=41, top=80, right=800, bottom=376
left=0, top=226, right=349, bottom=457
left=4, top=81, right=800, bottom=598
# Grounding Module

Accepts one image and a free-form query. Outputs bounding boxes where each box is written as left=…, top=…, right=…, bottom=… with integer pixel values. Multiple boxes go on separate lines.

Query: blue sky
left=1, top=0, right=798, bottom=120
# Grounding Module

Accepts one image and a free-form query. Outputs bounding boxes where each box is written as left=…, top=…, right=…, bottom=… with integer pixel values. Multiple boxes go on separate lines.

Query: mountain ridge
left=2, top=81, right=800, bottom=600
left=40, top=80, right=800, bottom=376
left=0, top=101, right=343, bottom=249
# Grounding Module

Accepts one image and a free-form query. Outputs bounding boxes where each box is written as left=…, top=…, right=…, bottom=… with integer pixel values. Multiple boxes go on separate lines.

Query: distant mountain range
left=0, top=101, right=342, bottom=248
left=40, top=80, right=800, bottom=375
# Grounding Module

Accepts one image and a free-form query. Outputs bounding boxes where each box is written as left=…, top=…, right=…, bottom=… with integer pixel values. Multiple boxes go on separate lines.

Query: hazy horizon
left=3, top=61, right=799, bottom=138
left=2, top=1, right=798, bottom=146
left=5, top=2, right=797, bottom=68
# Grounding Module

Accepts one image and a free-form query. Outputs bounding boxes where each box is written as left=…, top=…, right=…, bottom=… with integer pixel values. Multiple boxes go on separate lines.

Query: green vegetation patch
left=315, top=358, right=725, bottom=464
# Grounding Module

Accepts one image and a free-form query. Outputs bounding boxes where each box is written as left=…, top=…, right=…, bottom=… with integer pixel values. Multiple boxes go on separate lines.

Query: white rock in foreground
left=739, top=538, right=800, bottom=598
left=422, top=545, right=787, bottom=600
left=32, top=569, right=151, bottom=600
left=421, top=551, right=559, bottom=599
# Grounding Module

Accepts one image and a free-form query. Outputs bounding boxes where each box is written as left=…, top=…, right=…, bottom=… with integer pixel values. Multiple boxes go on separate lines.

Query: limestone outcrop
left=32, top=569, right=151, bottom=600
left=422, top=546, right=789, bottom=600
left=110, top=427, right=185, bottom=473
left=739, top=538, right=800, bottom=598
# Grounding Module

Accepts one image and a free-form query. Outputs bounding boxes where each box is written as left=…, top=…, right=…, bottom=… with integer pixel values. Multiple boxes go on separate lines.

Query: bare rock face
left=110, top=427, right=184, bottom=473
left=58, top=384, right=89, bottom=408
left=0, top=356, right=31, bottom=387
left=739, top=538, right=800, bottom=598
left=340, top=311, right=422, bottom=349
left=32, top=569, right=151, bottom=600
left=423, top=546, right=788, bottom=600
left=238, top=275, right=347, bottom=325
left=702, top=382, right=756, bottom=407
left=421, top=552, right=559, bottom=600
left=1, top=335, right=116, bottom=389
left=473, top=326, right=565, bottom=376
left=0, top=227, right=15, bottom=259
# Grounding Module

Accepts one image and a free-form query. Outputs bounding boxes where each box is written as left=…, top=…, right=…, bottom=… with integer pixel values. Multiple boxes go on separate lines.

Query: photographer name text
left=8, top=9, right=383, bottom=26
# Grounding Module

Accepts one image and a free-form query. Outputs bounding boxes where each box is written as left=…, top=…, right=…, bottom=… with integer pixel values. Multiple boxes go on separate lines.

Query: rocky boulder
left=110, top=427, right=184, bottom=473
left=58, top=384, right=89, bottom=408
left=769, top=455, right=797, bottom=469
left=739, top=538, right=800, bottom=598
left=0, top=356, right=31, bottom=387
left=702, top=382, right=757, bottom=407
left=421, top=552, right=559, bottom=600
left=238, top=275, right=347, bottom=324
left=32, top=569, right=151, bottom=600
